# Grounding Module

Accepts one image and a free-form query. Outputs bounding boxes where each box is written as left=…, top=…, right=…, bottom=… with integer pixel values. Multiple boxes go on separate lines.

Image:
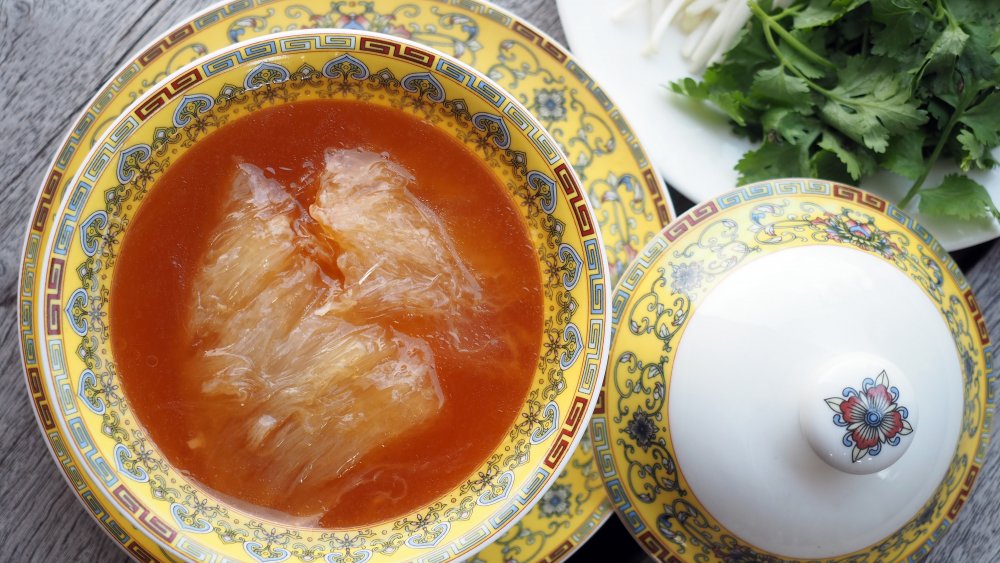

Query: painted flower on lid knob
left=825, top=370, right=913, bottom=463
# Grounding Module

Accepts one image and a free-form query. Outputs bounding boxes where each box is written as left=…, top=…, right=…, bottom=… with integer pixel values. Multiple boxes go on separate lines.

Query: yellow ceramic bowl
left=22, top=30, right=609, bottom=562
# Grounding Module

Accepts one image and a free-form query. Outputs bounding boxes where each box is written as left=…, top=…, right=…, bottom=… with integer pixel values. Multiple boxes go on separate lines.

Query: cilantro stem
left=754, top=3, right=874, bottom=113
left=748, top=1, right=834, bottom=70
left=931, top=0, right=959, bottom=27
left=760, top=14, right=920, bottom=152
left=899, top=89, right=974, bottom=208
left=759, top=18, right=816, bottom=84
left=759, top=17, right=833, bottom=98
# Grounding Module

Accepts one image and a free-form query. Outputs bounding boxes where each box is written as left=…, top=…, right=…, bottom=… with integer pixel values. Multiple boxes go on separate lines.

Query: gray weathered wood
left=0, top=0, right=995, bottom=561
left=1, top=4, right=211, bottom=561
left=926, top=245, right=1000, bottom=563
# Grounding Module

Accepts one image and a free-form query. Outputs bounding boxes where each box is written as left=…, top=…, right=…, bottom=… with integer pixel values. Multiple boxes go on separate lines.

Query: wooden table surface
left=2, top=0, right=999, bottom=561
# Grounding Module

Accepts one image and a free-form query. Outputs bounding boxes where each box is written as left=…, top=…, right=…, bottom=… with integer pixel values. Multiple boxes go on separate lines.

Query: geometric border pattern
left=24, top=30, right=611, bottom=563
left=592, top=178, right=995, bottom=562
left=21, top=4, right=676, bottom=557
left=22, top=2, right=685, bottom=562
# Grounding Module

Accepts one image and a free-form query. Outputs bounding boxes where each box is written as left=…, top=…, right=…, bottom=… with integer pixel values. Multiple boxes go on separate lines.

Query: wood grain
left=1, top=4, right=207, bottom=561
left=0, top=1, right=995, bottom=562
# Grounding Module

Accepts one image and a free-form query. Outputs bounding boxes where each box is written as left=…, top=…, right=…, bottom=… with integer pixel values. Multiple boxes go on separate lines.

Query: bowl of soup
left=23, top=30, right=609, bottom=561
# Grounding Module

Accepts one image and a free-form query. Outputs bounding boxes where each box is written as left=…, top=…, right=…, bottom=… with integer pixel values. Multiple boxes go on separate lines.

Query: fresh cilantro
left=879, top=131, right=926, bottom=180
left=819, top=58, right=928, bottom=153
left=959, top=92, right=1000, bottom=150
left=669, top=77, right=751, bottom=126
left=670, top=0, right=1000, bottom=222
left=736, top=140, right=804, bottom=183
left=817, top=132, right=876, bottom=180
left=794, top=0, right=867, bottom=29
left=919, top=174, right=1000, bottom=221
left=751, top=66, right=812, bottom=109
left=927, top=24, right=969, bottom=64
left=761, top=107, right=819, bottom=144
left=777, top=39, right=829, bottom=79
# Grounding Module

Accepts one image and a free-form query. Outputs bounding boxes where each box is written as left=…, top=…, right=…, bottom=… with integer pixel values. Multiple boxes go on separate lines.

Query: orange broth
left=110, top=100, right=542, bottom=527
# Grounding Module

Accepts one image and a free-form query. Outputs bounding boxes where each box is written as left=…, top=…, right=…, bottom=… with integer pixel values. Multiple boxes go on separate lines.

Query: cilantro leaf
left=812, top=148, right=854, bottom=183
left=819, top=58, right=927, bottom=153
left=761, top=107, right=819, bottom=144
left=919, top=174, right=1000, bottom=220
left=913, top=23, right=969, bottom=87
left=817, top=132, right=876, bottom=180
left=926, top=98, right=953, bottom=127
left=735, top=140, right=804, bottom=184
left=954, top=20, right=1000, bottom=86
left=670, top=77, right=752, bottom=126
left=670, top=77, right=708, bottom=99
left=795, top=0, right=867, bottom=29
left=954, top=87, right=1000, bottom=172
left=750, top=66, right=811, bottom=109
left=927, top=24, right=969, bottom=62
left=959, top=91, right=1000, bottom=148
left=777, top=38, right=829, bottom=79
left=949, top=2, right=1000, bottom=84
left=956, top=129, right=993, bottom=171
left=869, top=0, right=928, bottom=69
left=879, top=131, right=926, bottom=180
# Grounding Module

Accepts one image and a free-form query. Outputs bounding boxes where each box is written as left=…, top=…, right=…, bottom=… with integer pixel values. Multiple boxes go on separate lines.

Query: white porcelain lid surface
left=671, top=246, right=957, bottom=558
left=591, top=179, right=995, bottom=562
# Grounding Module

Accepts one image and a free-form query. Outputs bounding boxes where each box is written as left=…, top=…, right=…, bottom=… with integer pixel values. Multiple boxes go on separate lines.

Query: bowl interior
left=42, top=31, right=608, bottom=562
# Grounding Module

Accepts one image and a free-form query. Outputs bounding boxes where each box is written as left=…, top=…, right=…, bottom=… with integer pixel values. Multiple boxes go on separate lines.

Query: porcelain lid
left=591, top=179, right=994, bottom=561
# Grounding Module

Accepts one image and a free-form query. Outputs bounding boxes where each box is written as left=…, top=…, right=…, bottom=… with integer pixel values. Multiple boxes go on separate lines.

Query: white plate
left=557, top=0, right=1000, bottom=251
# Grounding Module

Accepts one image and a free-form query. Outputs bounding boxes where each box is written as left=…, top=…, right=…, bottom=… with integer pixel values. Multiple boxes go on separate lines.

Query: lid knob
left=800, top=356, right=917, bottom=475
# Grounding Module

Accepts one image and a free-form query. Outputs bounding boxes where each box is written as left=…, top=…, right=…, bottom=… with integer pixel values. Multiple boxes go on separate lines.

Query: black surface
left=568, top=513, right=649, bottom=563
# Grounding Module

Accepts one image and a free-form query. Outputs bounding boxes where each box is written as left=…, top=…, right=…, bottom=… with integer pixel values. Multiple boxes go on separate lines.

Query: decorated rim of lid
left=590, top=178, right=995, bottom=562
